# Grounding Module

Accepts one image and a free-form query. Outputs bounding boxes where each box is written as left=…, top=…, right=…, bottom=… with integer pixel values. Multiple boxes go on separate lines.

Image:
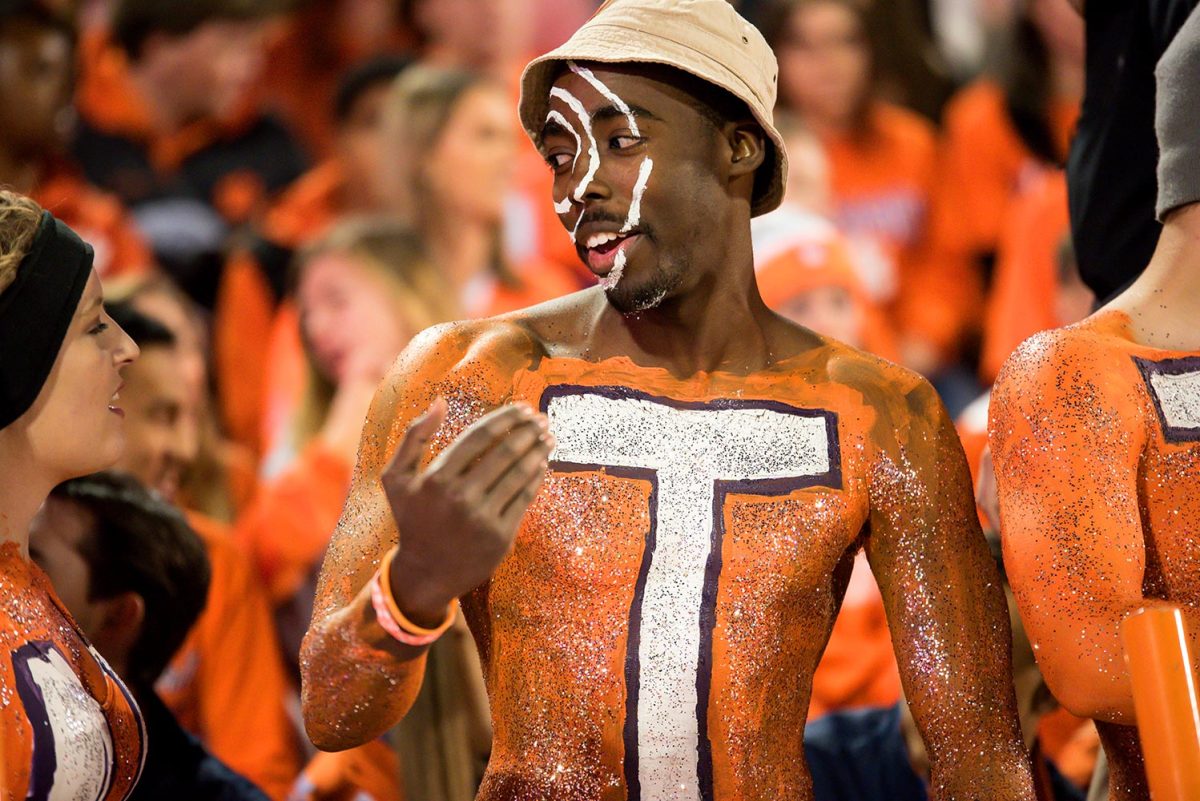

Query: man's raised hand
left=382, top=399, right=554, bottom=629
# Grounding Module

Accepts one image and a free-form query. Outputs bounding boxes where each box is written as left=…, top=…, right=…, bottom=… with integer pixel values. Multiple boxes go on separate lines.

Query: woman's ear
left=728, top=123, right=767, bottom=178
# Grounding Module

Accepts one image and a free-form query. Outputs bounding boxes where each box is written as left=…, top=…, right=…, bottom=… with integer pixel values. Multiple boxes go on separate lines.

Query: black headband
left=0, top=212, right=94, bottom=429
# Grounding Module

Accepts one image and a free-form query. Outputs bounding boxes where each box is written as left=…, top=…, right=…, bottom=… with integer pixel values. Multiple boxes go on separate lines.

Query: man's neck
left=1107, top=204, right=1200, bottom=351
left=591, top=257, right=788, bottom=377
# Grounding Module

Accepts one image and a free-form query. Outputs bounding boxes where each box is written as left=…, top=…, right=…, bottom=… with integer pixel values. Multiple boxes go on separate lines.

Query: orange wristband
left=372, top=546, right=457, bottom=645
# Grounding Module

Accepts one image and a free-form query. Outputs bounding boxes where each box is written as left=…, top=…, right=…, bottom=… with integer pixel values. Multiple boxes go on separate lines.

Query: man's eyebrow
left=590, top=103, right=660, bottom=126
left=539, top=117, right=571, bottom=144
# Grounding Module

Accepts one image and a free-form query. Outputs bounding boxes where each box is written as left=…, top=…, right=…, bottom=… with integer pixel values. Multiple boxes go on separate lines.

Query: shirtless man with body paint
left=990, top=11, right=1200, bottom=801
left=300, top=2, right=1038, bottom=799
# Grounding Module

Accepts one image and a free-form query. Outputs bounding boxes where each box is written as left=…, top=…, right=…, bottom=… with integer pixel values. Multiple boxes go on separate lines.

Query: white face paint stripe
left=599, top=249, right=626, bottom=291
left=568, top=61, right=641, bottom=137
left=621, top=157, right=654, bottom=234
left=545, top=110, right=582, bottom=172
left=549, top=87, right=600, bottom=206
left=546, top=109, right=582, bottom=216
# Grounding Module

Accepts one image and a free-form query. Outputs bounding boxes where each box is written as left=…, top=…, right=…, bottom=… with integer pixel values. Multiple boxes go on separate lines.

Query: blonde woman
left=0, top=190, right=142, bottom=798
left=376, top=64, right=577, bottom=318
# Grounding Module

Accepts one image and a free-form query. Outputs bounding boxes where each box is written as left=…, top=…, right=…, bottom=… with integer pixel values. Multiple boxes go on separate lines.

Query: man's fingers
left=497, top=467, right=549, bottom=532
left=383, top=397, right=448, bottom=484
left=429, top=404, right=542, bottom=476
left=466, top=418, right=550, bottom=491
left=492, top=442, right=552, bottom=518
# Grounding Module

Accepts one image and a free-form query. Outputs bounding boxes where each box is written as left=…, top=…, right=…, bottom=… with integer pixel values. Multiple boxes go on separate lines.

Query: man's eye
left=546, top=152, right=574, bottom=171
left=611, top=135, right=642, bottom=150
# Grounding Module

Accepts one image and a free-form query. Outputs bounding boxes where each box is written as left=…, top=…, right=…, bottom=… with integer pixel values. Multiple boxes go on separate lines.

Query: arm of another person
left=865, top=373, right=1036, bottom=800
left=299, top=322, right=552, bottom=751
left=989, top=335, right=1149, bottom=724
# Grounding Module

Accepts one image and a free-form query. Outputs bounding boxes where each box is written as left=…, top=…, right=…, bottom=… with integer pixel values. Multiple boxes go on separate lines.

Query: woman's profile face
left=776, top=1, right=871, bottom=126
left=19, top=271, right=139, bottom=480
left=424, top=84, right=517, bottom=225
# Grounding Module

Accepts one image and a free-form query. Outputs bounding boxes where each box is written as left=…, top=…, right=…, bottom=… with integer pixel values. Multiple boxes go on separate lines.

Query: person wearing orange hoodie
left=72, top=0, right=307, bottom=308
left=103, top=300, right=303, bottom=801
left=0, top=0, right=152, bottom=281
left=235, top=220, right=471, bottom=801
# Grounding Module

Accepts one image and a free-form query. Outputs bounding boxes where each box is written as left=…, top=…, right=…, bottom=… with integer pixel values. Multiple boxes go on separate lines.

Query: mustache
left=572, top=210, right=654, bottom=243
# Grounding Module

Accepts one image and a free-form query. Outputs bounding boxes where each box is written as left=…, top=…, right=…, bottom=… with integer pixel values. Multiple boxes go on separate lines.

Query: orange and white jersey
left=0, top=544, right=145, bottom=801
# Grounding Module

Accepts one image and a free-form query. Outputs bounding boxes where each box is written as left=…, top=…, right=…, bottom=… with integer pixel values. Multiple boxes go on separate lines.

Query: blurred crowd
left=0, top=0, right=1104, bottom=799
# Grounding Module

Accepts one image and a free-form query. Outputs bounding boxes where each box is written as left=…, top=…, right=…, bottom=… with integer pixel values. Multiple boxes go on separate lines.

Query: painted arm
left=989, top=334, right=1148, bottom=724
left=299, top=322, right=549, bottom=751
left=867, top=375, right=1036, bottom=800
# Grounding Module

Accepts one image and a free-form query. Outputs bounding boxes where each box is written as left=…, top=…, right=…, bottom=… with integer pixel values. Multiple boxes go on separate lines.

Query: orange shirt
left=213, top=160, right=347, bottom=457
left=302, top=317, right=1033, bottom=800
left=235, top=444, right=354, bottom=605
left=0, top=542, right=145, bottom=801
left=822, top=102, right=968, bottom=357
left=931, top=80, right=1077, bottom=263
left=32, top=163, right=154, bottom=281
left=158, top=514, right=301, bottom=801
left=980, top=171, right=1070, bottom=383
left=990, top=310, right=1200, bottom=801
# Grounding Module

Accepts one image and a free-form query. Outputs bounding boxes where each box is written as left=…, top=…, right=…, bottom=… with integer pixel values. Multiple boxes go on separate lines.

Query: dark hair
left=757, top=0, right=878, bottom=133
left=50, top=472, right=210, bottom=689
left=334, top=55, right=411, bottom=124
left=105, top=300, right=176, bottom=349
left=0, top=0, right=76, bottom=43
left=112, top=0, right=288, bottom=58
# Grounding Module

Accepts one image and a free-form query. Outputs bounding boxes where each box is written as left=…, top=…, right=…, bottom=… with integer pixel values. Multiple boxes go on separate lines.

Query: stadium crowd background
left=0, top=0, right=1107, bottom=798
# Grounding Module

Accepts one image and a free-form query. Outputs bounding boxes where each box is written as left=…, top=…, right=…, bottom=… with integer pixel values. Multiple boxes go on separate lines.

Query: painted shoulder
left=821, top=339, right=940, bottom=418
left=994, top=317, right=1133, bottom=402
left=383, top=316, right=545, bottom=396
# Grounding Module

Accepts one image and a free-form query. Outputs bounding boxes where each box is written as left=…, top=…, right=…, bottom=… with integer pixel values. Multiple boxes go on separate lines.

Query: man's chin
left=605, top=279, right=673, bottom=315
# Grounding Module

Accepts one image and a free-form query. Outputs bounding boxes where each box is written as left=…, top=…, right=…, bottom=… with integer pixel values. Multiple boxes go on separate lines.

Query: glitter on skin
left=301, top=320, right=1039, bottom=800
left=991, top=309, right=1200, bottom=801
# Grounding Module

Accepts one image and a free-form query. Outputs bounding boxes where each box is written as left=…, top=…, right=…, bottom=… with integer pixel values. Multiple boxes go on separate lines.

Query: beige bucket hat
left=518, top=0, right=788, bottom=217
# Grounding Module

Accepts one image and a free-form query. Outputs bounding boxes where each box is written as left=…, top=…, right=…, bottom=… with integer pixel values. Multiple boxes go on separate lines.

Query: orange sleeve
left=894, top=128, right=983, bottom=360
left=865, top=373, right=1036, bottom=798
left=215, top=250, right=278, bottom=458
left=182, top=524, right=302, bottom=799
left=989, top=332, right=1150, bottom=724
left=293, top=740, right=405, bottom=801
left=235, top=443, right=353, bottom=604
left=980, top=173, right=1068, bottom=383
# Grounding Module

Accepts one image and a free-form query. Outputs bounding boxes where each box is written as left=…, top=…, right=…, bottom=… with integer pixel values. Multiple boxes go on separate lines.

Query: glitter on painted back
left=990, top=309, right=1200, bottom=801
left=0, top=542, right=145, bottom=800
left=303, top=321, right=1034, bottom=801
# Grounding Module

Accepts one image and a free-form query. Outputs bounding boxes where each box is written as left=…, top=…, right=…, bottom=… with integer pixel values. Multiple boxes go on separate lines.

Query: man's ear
left=91, top=592, right=146, bottom=669
left=727, top=122, right=767, bottom=179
